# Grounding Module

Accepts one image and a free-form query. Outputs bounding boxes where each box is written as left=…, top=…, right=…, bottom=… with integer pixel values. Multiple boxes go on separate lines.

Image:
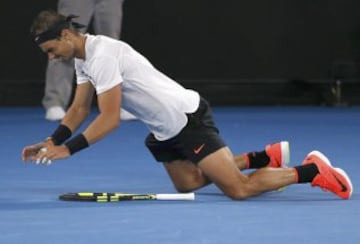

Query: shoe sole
left=276, top=141, right=290, bottom=192
left=335, top=167, right=354, bottom=198
left=280, top=141, right=290, bottom=168
left=308, top=150, right=353, bottom=198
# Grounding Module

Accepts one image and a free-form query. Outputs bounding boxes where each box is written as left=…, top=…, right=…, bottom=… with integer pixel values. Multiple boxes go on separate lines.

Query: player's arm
left=81, top=84, right=121, bottom=144
left=21, top=82, right=94, bottom=163
left=45, top=84, right=121, bottom=159
left=61, top=82, right=95, bottom=133
left=43, top=81, right=95, bottom=146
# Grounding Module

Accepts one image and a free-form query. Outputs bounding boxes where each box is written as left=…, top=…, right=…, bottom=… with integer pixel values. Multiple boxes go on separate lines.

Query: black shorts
left=145, top=97, right=226, bottom=164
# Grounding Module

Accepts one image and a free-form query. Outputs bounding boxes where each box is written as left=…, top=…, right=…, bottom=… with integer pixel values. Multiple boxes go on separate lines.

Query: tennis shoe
left=265, top=141, right=290, bottom=168
left=45, top=106, right=65, bottom=121
left=302, top=150, right=353, bottom=199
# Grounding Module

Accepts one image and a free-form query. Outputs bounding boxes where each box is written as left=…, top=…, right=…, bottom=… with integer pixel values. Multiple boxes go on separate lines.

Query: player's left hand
left=22, top=142, right=47, bottom=163
left=23, top=145, right=71, bottom=166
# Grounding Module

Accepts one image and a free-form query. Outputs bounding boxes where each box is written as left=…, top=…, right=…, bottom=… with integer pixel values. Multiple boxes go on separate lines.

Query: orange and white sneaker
left=303, top=150, right=353, bottom=199
left=265, top=141, right=290, bottom=168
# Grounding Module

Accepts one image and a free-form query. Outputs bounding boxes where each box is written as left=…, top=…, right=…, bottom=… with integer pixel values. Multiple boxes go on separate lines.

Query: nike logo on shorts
left=194, top=144, right=205, bottom=154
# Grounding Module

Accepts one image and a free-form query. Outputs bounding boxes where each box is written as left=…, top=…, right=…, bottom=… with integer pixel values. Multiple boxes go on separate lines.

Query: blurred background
left=1, top=0, right=360, bottom=106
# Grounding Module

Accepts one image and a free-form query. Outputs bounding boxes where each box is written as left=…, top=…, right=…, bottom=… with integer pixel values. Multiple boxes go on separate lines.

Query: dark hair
left=30, top=10, right=85, bottom=44
left=30, top=10, right=66, bottom=36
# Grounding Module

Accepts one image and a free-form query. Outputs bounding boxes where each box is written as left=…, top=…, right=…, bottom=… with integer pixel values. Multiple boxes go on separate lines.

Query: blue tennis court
left=1, top=106, right=359, bottom=244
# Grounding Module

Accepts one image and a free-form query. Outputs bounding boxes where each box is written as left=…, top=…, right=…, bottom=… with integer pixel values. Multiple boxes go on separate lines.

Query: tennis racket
left=59, top=192, right=195, bottom=202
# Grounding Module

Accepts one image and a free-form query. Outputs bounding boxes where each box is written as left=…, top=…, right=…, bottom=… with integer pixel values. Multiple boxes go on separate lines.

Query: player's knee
left=171, top=174, right=209, bottom=193
left=226, top=191, right=249, bottom=200
left=173, top=181, right=204, bottom=193
left=223, top=186, right=252, bottom=200
left=173, top=184, right=195, bottom=193
left=175, top=186, right=194, bottom=193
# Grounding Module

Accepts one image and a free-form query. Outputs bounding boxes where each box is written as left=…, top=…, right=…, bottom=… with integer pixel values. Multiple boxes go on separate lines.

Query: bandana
left=34, top=15, right=86, bottom=45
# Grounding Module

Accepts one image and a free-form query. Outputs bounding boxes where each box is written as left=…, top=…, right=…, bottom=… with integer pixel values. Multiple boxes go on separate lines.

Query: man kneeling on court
left=22, top=10, right=353, bottom=200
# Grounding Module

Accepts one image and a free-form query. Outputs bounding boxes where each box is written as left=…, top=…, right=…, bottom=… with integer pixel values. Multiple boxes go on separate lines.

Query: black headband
left=34, top=15, right=85, bottom=45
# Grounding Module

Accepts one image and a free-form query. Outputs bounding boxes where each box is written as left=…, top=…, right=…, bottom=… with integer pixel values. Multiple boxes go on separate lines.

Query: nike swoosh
left=333, top=174, right=348, bottom=192
left=194, top=144, right=205, bottom=154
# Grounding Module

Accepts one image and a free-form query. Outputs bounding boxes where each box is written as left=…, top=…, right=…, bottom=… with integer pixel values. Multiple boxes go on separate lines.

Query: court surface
left=1, top=106, right=359, bottom=244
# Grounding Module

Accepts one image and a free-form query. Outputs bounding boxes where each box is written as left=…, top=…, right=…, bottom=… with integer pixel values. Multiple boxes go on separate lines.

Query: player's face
left=39, top=37, right=75, bottom=61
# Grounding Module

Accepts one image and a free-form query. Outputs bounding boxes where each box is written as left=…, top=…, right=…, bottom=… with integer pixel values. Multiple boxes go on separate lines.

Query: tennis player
left=22, top=10, right=353, bottom=200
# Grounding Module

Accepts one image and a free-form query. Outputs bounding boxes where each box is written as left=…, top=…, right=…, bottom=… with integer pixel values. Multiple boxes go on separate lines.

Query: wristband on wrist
left=50, top=124, right=72, bottom=145
left=64, top=134, right=89, bottom=155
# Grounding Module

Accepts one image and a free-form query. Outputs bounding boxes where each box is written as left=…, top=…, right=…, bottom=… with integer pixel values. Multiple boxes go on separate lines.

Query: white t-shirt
left=75, top=34, right=200, bottom=141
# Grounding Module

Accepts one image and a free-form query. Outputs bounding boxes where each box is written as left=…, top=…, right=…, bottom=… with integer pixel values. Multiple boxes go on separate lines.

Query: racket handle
left=155, top=192, right=195, bottom=200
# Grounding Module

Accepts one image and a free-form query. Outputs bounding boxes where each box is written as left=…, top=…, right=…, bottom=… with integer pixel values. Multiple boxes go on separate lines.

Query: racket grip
left=155, top=192, right=195, bottom=200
